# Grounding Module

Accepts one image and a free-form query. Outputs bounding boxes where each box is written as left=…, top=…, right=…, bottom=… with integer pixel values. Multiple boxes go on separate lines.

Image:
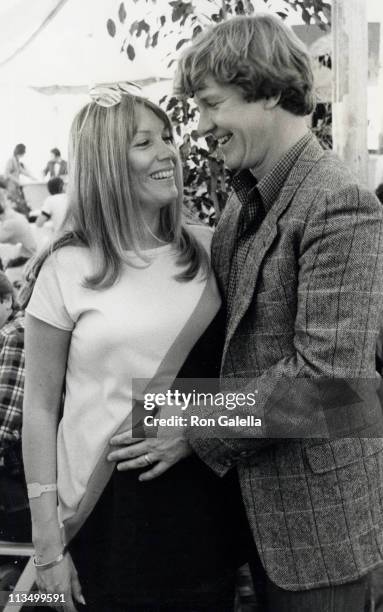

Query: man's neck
left=252, top=115, right=309, bottom=180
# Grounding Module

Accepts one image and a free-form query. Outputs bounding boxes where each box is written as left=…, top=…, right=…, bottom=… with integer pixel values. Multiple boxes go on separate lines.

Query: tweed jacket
left=189, top=134, right=383, bottom=590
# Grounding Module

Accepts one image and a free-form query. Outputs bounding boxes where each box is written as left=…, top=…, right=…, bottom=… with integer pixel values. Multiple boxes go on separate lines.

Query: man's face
left=194, top=76, right=274, bottom=175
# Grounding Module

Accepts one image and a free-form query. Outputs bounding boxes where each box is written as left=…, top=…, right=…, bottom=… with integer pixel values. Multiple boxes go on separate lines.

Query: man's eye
left=163, top=135, right=173, bottom=143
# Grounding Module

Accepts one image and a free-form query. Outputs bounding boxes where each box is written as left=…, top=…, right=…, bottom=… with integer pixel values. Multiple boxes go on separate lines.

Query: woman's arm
left=22, top=314, right=83, bottom=610
left=20, top=164, right=36, bottom=181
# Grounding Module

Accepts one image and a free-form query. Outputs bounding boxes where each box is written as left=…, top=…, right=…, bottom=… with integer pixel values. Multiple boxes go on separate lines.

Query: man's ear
left=263, top=94, right=281, bottom=110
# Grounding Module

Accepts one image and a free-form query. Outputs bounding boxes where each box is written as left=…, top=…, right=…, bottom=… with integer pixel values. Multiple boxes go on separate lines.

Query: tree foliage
left=108, top=0, right=331, bottom=224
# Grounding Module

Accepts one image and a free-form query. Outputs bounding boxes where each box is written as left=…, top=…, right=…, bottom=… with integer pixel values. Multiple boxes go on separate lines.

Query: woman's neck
left=140, top=214, right=167, bottom=249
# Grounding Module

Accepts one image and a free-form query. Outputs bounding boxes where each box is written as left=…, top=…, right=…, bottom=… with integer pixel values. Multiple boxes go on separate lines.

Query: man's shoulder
left=291, top=150, right=381, bottom=213
left=299, top=150, right=353, bottom=189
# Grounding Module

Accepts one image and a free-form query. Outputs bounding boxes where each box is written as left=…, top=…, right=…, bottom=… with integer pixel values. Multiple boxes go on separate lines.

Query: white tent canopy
left=0, top=0, right=174, bottom=86
left=0, top=0, right=176, bottom=174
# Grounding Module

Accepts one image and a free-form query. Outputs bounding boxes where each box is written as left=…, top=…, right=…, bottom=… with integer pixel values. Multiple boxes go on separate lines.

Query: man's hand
left=107, top=434, right=192, bottom=481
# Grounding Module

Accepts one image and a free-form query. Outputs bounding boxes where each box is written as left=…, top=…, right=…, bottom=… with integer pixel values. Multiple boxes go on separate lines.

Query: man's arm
left=188, top=184, right=383, bottom=474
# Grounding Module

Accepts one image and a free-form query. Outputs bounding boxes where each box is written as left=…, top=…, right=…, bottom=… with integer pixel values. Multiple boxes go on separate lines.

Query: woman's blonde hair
left=21, top=95, right=208, bottom=307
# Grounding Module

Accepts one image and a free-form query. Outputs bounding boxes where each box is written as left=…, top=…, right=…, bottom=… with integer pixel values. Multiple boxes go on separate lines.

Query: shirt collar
left=232, top=131, right=313, bottom=213
left=253, top=131, right=313, bottom=213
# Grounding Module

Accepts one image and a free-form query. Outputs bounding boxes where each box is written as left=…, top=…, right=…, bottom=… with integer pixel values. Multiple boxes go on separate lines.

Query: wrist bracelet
left=27, top=482, right=57, bottom=499
left=33, top=549, right=66, bottom=570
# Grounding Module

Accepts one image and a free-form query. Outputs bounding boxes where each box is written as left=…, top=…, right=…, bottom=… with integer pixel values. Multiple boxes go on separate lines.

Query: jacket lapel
left=222, top=137, right=325, bottom=366
left=212, top=196, right=241, bottom=291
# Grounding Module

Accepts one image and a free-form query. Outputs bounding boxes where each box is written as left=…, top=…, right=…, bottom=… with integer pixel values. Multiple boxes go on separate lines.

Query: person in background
left=36, top=177, right=68, bottom=235
left=0, top=271, right=30, bottom=544
left=0, top=190, right=36, bottom=260
left=43, top=148, right=68, bottom=179
left=5, top=257, right=29, bottom=293
left=4, top=144, right=36, bottom=215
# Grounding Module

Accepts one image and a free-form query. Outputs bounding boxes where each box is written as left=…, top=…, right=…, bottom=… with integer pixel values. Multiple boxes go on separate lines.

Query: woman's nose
left=156, top=141, right=176, bottom=161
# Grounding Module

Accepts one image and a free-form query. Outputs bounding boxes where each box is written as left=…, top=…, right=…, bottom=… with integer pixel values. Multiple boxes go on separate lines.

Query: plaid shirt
left=227, top=131, right=312, bottom=314
left=0, top=311, right=25, bottom=457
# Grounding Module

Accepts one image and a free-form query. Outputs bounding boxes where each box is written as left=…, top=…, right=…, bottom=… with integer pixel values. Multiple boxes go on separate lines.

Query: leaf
left=118, top=3, right=127, bottom=24
left=167, top=58, right=176, bottom=68
left=160, top=15, right=166, bottom=27
left=106, top=19, right=116, bottom=37
left=151, top=31, right=159, bottom=47
left=126, top=44, right=135, bottom=60
left=193, top=25, right=202, bottom=38
left=172, top=3, right=188, bottom=22
left=276, top=10, right=288, bottom=19
left=167, top=96, right=179, bottom=111
left=176, top=38, right=189, bottom=50
left=159, top=95, right=168, bottom=105
left=322, top=5, right=331, bottom=24
left=301, top=7, right=311, bottom=24
left=191, top=130, right=199, bottom=142
left=135, top=19, right=150, bottom=37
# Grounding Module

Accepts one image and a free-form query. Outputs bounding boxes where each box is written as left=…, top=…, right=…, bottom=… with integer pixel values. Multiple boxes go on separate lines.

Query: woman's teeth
left=150, top=170, right=174, bottom=180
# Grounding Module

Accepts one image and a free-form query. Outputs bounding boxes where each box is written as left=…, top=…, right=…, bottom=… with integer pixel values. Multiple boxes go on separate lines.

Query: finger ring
left=144, top=453, right=152, bottom=466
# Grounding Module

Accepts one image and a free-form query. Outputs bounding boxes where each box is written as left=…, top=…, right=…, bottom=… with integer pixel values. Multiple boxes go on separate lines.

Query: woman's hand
left=107, top=434, right=192, bottom=481
left=35, top=551, right=85, bottom=611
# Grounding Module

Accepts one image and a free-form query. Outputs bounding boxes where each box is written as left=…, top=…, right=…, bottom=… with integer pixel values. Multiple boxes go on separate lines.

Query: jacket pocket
left=305, top=438, right=383, bottom=473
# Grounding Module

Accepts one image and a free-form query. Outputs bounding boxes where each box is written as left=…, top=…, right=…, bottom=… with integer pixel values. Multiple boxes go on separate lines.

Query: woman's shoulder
left=185, top=222, right=214, bottom=250
left=43, top=244, right=91, bottom=277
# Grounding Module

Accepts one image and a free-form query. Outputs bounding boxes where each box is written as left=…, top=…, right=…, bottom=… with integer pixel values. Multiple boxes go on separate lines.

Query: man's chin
left=223, top=157, right=240, bottom=172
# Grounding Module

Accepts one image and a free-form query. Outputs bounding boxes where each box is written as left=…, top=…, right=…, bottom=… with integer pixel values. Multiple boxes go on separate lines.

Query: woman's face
left=128, top=106, right=178, bottom=221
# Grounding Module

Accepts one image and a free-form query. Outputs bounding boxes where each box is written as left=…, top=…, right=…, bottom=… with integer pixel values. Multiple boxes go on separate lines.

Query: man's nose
left=197, top=111, right=214, bottom=137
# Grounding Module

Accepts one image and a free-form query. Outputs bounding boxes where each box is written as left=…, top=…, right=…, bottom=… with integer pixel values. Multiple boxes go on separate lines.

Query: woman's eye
left=135, top=140, right=149, bottom=147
